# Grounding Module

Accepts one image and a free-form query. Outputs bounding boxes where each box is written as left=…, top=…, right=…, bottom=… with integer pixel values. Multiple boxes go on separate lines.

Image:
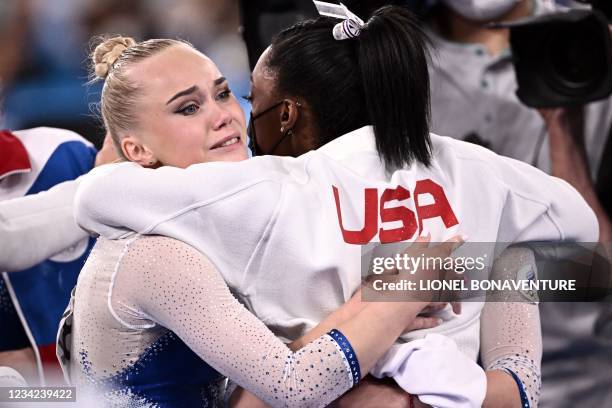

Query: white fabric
left=75, top=126, right=598, bottom=361
left=0, top=127, right=93, bottom=200
left=0, top=366, right=28, bottom=387
left=371, top=334, right=486, bottom=408
left=313, top=1, right=365, bottom=40
left=0, top=127, right=93, bottom=271
left=0, top=178, right=89, bottom=271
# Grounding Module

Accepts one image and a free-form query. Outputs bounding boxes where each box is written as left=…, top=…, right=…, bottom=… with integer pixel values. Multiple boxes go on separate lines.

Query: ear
left=121, top=136, right=157, bottom=167
left=279, top=99, right=300, bottom=132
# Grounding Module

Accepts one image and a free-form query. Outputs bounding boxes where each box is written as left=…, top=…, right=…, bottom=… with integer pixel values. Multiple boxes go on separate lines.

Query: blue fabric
left=328, top=329, right=360, bottom=386
left=1, top=140, right=96, bottom=350
left=26, top=141, right=96, bottom=195
left=8, top=241, right=94, bottom=346
left=505, top=368, right=530, bottom=408
left=83, top=331, right=223, bottom=407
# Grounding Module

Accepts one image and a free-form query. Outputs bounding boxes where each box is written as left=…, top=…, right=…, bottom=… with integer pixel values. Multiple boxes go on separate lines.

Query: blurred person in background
left=425, top=0, right=612, bottom=239
left=0, top=0, right=102, bottom=142
left=0, top=124, right=96, bottom=385
left=0, top=0, right=29, bottom=87
left=0, top=0, right=251, bottom=147
left=0, top=38, right=119, bottom=384
left=423, top=0, right=612, bottom=406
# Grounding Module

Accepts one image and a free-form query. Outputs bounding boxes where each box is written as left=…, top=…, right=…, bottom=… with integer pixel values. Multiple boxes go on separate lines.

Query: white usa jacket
left=75, top=126, right=598, bottom=359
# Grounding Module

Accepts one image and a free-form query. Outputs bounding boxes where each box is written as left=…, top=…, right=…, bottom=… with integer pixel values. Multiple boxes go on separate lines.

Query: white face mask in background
left=441, top=0, right=522, bottom=21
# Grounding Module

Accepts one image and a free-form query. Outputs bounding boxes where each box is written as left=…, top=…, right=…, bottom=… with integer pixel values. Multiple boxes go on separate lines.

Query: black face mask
left=248, top=100, right=291, bottom=156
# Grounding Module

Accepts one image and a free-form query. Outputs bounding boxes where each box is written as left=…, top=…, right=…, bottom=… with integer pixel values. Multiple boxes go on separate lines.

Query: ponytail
left=358, top=6, right=432, bottom=168
left=267, top=5, right=432, bottom=169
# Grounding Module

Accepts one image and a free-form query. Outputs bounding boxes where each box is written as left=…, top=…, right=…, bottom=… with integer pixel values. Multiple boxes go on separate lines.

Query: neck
left=434, top=0, right=533, bottom=57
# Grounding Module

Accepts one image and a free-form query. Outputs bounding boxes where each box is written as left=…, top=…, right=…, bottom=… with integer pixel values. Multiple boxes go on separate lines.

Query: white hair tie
left=313, top=1, right=365, bottom=40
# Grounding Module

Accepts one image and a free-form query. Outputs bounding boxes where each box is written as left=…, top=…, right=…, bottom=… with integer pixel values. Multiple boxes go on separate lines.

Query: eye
left=242, top=94, right=253, bottom=104
left=216, top=88, right=232, bottom=101
left=177, top=103, right=199, bottom=116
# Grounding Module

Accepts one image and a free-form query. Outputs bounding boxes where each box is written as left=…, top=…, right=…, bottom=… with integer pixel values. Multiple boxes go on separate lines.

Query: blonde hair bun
left=93, top=36, right=137, bottom=79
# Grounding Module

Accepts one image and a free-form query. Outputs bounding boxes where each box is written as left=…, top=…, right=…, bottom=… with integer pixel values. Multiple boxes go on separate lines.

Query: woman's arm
left=230, top=294, right=444, bottom=408
left=0, top=137, right=118, bottom=272
left=116, top=236, right=456, bottom=407
left=480, top=247, right=542, bottom=408
left=289, top=291, right=445, bottom=352
left=229, top=236, right=458, bottom=407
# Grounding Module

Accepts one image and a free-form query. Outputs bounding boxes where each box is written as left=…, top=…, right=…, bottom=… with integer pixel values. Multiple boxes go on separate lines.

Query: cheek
left=214, top=147, right=249, bottom=163
left=158, top=124, right=208, bottom=160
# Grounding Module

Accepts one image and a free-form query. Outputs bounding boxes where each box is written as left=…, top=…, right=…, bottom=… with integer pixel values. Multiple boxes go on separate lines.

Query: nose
left=211, top=102, right=233, bottom=131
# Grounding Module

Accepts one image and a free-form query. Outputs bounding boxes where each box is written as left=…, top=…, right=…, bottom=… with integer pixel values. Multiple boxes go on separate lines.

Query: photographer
left=426, top=1, right=612, bottom=406
left=426, top=0, right=612, bottom=239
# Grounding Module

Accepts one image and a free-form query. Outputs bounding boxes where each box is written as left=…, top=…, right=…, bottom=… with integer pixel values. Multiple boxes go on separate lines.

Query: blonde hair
left=90, top=35, right=192, bottom=157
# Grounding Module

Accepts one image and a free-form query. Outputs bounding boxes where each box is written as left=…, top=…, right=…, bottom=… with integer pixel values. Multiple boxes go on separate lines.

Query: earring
left=287, top=129, right=294, bottom=137
left=280, top=126, right=285, bottom=133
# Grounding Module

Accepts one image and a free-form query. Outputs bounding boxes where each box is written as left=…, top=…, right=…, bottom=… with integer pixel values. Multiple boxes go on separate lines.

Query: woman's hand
left=363, top=234, right=465, bottom=311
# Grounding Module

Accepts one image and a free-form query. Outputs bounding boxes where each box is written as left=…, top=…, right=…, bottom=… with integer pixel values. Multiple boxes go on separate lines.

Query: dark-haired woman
left=240, top=5, right=548, bottom=407
left=70, top=4, right=594, bottom=408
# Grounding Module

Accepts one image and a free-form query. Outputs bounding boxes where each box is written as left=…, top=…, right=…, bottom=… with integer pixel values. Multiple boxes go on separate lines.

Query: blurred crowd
left=0, top=0, right=251, bottom=148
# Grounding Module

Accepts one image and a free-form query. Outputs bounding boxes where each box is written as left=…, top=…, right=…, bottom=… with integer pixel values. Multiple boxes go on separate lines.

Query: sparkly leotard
left=62, top=236, right=357, bottom=407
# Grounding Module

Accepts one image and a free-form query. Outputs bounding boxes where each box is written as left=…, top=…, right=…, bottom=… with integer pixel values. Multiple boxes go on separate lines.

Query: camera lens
left=511, top=8, right=612, bottom=107
left=544, top=24, right=607, bottom=95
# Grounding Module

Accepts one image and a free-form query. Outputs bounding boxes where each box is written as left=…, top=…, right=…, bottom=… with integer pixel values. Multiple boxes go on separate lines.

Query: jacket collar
left=0, top=130, right=31, bottom=180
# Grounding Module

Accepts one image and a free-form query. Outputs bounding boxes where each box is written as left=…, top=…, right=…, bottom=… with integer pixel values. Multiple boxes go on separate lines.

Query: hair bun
left=93, top=36, right=137, bottom=79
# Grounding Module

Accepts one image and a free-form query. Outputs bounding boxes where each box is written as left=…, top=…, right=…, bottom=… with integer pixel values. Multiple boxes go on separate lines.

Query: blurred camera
left=504, top=7, right=612, bottom=108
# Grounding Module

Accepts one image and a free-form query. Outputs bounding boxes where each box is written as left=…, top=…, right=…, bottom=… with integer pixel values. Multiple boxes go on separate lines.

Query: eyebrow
left=166, top=85, right=199, bottom=105
left=165, top=77, right=227, bottom=105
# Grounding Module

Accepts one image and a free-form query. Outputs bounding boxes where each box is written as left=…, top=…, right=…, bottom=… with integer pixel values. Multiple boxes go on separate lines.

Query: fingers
left=434, top=234, right=466, bottom=257
left=421, top=301, right=461, bottom=315
left=405, top=316, right=443, bottom=332
left=421, top=302, right=447, bottom=313
left=410, top=232, right=431, bottom=250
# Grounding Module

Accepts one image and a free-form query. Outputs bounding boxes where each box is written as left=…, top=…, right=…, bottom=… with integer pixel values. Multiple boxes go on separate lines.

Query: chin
left=211, top=148, right=249, bottom=163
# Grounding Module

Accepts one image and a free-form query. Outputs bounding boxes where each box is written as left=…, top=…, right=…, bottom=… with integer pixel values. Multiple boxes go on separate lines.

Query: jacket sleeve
left=491, top=154, right=599, bottom=244
left=74, top=160, right=286, bottom=239
left=0, top=179, right=89, bottom=271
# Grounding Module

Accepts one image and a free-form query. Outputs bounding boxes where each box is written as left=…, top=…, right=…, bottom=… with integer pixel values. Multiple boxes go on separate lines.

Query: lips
left=210, top=133, right=241, bottom=150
